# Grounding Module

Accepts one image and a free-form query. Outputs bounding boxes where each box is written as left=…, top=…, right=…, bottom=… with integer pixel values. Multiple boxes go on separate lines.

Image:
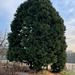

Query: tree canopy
left=7, top=0, right=67, bottom=72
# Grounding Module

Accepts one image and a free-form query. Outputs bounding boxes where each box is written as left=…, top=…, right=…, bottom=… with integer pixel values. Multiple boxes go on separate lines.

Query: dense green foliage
left=7, top=0, right=67, bottom=72
left=51, top=52, right=67, bottom=72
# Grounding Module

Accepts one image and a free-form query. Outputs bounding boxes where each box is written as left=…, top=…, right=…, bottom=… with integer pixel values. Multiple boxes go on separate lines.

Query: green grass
left=61, top=70, right=75, bottom=75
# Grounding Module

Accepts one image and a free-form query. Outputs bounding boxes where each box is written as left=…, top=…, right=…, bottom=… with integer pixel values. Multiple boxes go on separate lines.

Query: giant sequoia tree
left=7, top=0, right=67, bottom=72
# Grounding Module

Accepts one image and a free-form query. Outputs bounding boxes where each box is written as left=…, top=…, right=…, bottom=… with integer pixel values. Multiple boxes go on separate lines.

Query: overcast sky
left=0, top=0, right=75, bottom=52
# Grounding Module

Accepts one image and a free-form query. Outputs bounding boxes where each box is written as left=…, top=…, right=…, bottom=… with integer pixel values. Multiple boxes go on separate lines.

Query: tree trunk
left=29, top=62, right=33, bottom=69
left=46, top=65, right=48, bottom=70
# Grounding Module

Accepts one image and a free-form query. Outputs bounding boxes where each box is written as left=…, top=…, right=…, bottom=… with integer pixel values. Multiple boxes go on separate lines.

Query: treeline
left=67, top=51, right=75, bottom=63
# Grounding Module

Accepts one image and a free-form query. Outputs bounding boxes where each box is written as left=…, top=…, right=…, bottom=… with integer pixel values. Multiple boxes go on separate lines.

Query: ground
left=15, top=70, right=61, bottom=75
left=0, top=62, right=61, bottom=75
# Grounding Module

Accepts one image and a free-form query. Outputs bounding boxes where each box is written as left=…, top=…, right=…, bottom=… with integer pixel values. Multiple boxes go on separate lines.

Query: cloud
left=65, top=18, right=75, bottom=26
left=51, top=0, right=75, bottom=19
left=0, top=0, right=26, bottom=20
left=65, top=18, right=75, bottom=51
left=0, top=0, right=27, bottom=32
left=68, top=8, right=74, bottom=13
left=61, top=0, right=75, bottom=6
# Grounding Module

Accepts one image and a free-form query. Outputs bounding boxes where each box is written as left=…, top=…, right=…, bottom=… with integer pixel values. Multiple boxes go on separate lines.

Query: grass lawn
left=61, top=70, right=75, bottom=75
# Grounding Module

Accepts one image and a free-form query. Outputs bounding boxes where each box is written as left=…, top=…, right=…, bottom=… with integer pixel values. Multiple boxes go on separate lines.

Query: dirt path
left=15, top=72, right=29, bottom=75
left=15, top=71, right=61, bottom=75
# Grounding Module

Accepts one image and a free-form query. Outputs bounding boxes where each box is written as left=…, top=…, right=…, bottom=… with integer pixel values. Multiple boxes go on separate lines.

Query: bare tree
left=0, top=30, right=8, bottom=59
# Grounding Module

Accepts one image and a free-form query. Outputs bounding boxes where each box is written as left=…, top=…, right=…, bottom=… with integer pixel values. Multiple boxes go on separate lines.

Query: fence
left=66, top=63, right=75, bottom=70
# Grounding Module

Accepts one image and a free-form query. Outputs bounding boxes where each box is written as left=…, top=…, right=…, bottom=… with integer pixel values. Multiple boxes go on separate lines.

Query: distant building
left=67, top=50, right=75, bottom=63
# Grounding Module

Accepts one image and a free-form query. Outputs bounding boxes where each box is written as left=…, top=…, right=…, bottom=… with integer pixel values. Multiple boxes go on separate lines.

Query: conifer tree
left=7, top=0, right=67, bottom=72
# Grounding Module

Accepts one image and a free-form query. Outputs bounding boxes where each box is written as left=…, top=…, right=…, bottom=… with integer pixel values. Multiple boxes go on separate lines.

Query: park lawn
left=68, top=70, right=75, bottom=75
left=61, top=70, right=75, bottom=75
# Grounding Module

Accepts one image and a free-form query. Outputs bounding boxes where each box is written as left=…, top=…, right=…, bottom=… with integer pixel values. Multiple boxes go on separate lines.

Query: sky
left=0, top=0, right=75, bottom=52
